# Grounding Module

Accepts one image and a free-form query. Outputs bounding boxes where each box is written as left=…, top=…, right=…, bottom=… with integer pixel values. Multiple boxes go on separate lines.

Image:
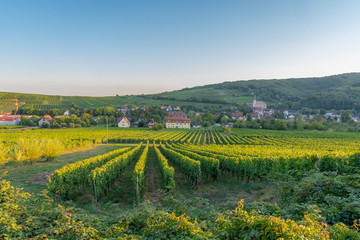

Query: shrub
left=152, top=123, right=164, bottom=131
left=41, top=138, right=65, bottom=161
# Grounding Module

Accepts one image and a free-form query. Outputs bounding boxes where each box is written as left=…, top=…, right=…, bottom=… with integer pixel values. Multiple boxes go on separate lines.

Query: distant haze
left=1, top=1, right=360, bottom=96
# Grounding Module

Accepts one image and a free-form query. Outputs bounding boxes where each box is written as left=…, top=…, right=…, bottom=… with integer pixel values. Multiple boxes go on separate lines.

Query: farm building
left=0, top=115, right=21, bottom=125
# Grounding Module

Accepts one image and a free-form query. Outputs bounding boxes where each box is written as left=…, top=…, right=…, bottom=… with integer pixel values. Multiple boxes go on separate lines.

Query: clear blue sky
left=1, top=0, right=359, bottom=96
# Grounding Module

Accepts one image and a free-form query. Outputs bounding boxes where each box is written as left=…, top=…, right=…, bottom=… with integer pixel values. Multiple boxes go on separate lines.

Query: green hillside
left=1, top=72, right=360, bottom=112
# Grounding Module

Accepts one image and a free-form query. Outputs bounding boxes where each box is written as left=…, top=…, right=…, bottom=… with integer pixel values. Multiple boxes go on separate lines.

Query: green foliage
left=154, top=142, right=175, bottom=191
left=152, top=123, right=164, bottom=131
left=167, top=142, right=219, bottom=180
left=280, top=172, right=360, bottom=226
left=133, top=142, right=149, bottom=203
left=41, top=138, right=65, bottom=161
left=11, top=145, right=25, bottom=166
left=48, top=147, right=131, bottom=197
left=137, top=120, right=145, bottom=127
left=0, top=178, right=98, bottom=239
left=41, top=122, right=50, bottom=128
left=19, top=115, right=32, bottom=126
left=159, top=142, right=201, bottom=185
left=214, top=200, right=358, bottom=240
left=234, top=119, right=247, bottom=128
left=341, top=110, right=353, bottom=123
left=0, top=142, right=9, bottom=165
left=89, top=144, right=142, bottom=201
left=1, top=176, right=359, bottom=239
left=16, top=138, right=42, bottom=164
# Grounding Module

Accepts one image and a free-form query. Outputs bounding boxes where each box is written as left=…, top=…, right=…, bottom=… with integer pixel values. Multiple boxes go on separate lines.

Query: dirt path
left=143, top=147, right=162, bottom=202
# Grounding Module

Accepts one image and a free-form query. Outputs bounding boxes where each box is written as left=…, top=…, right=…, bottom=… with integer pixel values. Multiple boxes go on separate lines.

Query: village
left=0, top=97, right=359, bottom=132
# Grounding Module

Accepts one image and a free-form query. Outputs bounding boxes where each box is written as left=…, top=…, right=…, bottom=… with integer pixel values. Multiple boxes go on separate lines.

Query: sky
left=0, top=0, right=360, bottom=96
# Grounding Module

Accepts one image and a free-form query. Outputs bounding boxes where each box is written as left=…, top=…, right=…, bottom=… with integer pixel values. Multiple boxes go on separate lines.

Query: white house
left=39, top=115, right=53, bottom=127
left=63, top=110, right=70, bottom=116
left=117, top=117, right=131, bottom=128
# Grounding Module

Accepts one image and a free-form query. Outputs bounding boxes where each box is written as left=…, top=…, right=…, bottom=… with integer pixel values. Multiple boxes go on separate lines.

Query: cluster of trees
left=0, top=138, right=64, bottom=165
left=18, top=105, right=171, bottom=129
left=232, top=117, right=360, bottom=132
left=20, top=114, right=98, bottom=128
left=130, top=106, right=166, bottom=124
left=233, top=118, right=327, bottom=131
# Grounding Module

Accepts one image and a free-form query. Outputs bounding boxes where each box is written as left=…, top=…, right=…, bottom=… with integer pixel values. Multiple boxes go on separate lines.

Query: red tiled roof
left=42, top=115, right=53, bottom=120
left=166, top=116, right=191, bottom=123
left=0, top=116, right=20, bottom=122
left=231, top=112, right=243, bottom=117
left=118, top=117, right=130, bottom=125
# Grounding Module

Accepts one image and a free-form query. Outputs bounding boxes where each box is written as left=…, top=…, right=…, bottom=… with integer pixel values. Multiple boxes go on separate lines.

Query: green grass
left=0, top=144, right=129, bottom=194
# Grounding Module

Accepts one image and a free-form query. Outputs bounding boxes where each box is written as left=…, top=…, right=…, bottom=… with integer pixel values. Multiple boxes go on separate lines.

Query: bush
left=17, top=138, right=42, bottom=164
left=41, top=122, right=50, bottom=128
left=0, top=142, right=9, bottom=165
left=41, top=138, right=64, bottom=161
left=11, top=145, right=25, bottom=166
left=152, top=123, right=164, bottom=131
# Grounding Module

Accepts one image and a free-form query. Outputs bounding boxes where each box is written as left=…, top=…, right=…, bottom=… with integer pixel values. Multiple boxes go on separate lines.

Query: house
left=173, top=106, right=181, bottom=111
left=245, top=113, right=259, bottom=121
left=166, top=116, right=191, bottom=129
left=117, top=117, right=131, bottom=128
left=148, top=119, right=155, bottom=128
left=166, top=106, right=173, bottom=112
left=313, top=117, right=327, bottom=122
left=287, top=114, right=299, bottom=120
left=231, top=112, right=244, bottom=120
left=39, top=115, right=53, bottom=127
left=63, top=110, right=70, bottom=116
left=0, top=116, right=21, bottom=125
left=168, top=112, right=187, bottom=118
left=352, top=117, right=360, bottom=123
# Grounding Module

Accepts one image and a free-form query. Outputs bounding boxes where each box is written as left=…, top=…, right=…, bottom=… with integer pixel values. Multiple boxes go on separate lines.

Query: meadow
left=1, top=127, right=360, bottom=239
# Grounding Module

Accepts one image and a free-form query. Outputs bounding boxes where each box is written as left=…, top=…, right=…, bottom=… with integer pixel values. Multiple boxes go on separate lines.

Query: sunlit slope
left=1, top=72, right=360, bottom=111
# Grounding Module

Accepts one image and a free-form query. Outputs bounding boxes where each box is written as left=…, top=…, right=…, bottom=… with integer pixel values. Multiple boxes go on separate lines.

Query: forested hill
left=145, top=72, right=360, bottom=110
left=1, top=72, right=360, bottom=111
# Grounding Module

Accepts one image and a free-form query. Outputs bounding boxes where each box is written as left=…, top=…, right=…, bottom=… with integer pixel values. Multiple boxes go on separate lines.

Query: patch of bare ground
left=27, top=171, right=54, bottom=185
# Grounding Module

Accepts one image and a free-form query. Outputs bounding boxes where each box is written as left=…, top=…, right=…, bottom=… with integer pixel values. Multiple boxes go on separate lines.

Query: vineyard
left=1, top=127, right=360, bottom=239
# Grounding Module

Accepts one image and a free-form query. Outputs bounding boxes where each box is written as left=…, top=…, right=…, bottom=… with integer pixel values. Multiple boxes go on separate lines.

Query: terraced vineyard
left=1, top=128, right=360, bottom=239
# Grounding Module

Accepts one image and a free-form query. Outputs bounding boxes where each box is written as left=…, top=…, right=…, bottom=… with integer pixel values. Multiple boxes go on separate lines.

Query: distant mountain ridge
left=1, top=72, right=360, bottom=111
